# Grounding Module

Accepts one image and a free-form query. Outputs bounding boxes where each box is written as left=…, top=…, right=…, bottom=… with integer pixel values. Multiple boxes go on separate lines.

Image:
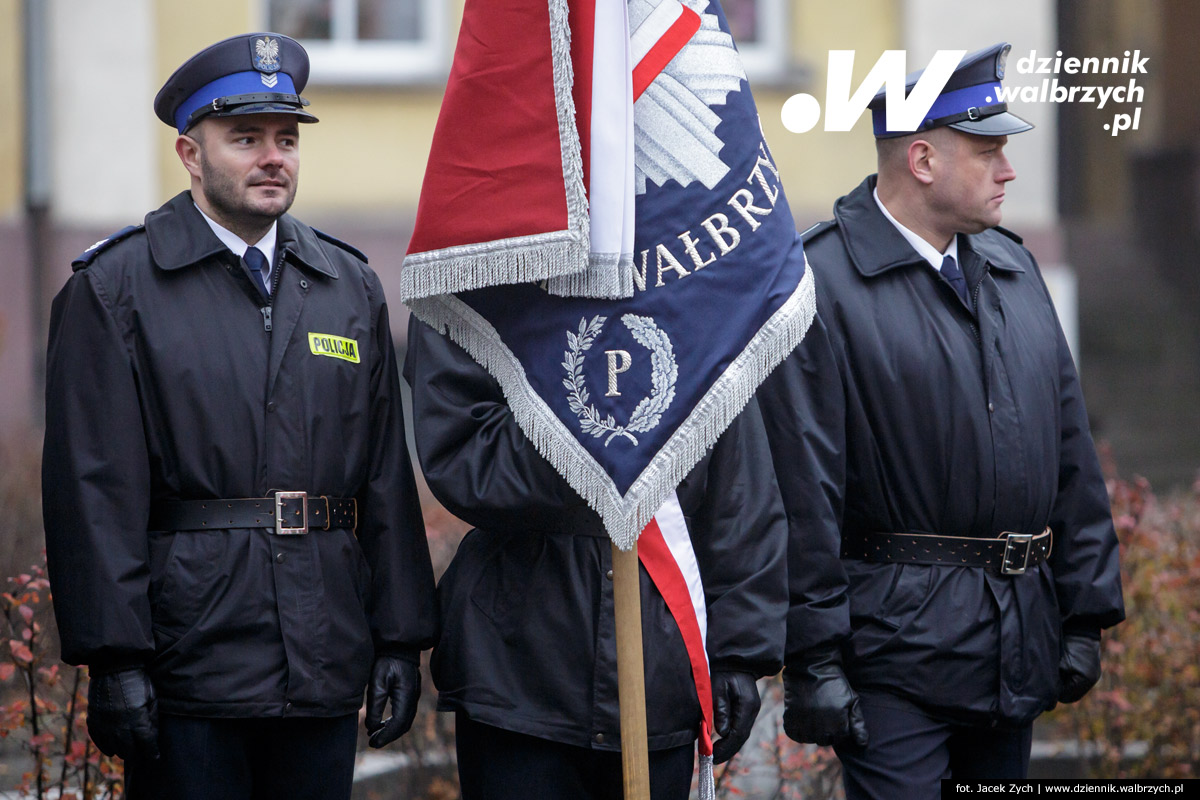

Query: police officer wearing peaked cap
left=757, top=42, right=1123, bottom=798
left=42, top=33, right=437, bottom=800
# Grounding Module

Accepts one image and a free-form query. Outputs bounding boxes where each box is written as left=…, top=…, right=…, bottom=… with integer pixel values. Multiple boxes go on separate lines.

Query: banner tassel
left=698, top=751, right=715, bottom=800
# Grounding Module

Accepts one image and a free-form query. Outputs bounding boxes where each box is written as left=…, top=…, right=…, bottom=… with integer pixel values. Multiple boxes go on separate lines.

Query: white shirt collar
left=873, top=187, right=959, bottom=271
left=194, top=203, right=278, bottom=282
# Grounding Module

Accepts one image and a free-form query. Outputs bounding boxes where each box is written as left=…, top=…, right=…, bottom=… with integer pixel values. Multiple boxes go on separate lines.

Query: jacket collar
left=146, top=192, right=339, bottom=279
left=833, top=175, right=1023, bottom=277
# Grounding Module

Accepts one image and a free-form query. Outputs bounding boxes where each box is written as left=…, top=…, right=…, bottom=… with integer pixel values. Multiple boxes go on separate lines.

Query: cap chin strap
left=924, top=101, right=1009, bottom=129
left=183, top=92, right=310, bottom=131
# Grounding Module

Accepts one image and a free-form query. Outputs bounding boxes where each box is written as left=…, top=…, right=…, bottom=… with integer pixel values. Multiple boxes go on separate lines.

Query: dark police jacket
left=758, top=176, right=1125, bottom=726
left=404, top=319, right=787, bottom=751
left=42, top=192, right=437, bottom=718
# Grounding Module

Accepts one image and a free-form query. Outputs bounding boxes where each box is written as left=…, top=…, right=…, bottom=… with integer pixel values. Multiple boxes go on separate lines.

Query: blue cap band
left=872, top=82, right=1002, bottom=136
left=174, top=70, right=299, bottom=132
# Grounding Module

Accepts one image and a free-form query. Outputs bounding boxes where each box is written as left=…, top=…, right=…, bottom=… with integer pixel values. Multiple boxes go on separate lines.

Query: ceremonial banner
left=403, top=0, right=815, bottom=552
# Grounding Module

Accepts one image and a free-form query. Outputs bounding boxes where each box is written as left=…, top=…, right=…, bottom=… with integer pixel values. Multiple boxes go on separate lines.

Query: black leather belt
left=841, top=528, right=1051, bottom=575
left=150, top=492, right=357, bottom=535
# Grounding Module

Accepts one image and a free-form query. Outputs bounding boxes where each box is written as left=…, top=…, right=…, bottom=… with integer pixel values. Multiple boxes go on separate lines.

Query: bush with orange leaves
left=1, top=557, right=124, bottom=799
left=1040, top=466, right=1200, bottom=778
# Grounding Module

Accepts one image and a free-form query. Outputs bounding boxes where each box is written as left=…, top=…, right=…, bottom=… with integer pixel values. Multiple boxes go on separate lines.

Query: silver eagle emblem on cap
left=254, top=36, right=281, bottom=87
left=254, top=37, right=280, bottom=71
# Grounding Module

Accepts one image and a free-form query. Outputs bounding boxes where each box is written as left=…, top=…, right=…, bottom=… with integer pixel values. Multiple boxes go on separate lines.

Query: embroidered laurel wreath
left=563, top=315, right=678, bottom=446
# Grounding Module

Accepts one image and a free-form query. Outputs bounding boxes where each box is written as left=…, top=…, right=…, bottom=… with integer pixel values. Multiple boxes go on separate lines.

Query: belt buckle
left=1001, top=532, right=1033, bottom=575
left=275, top=491, right=308, bottom=535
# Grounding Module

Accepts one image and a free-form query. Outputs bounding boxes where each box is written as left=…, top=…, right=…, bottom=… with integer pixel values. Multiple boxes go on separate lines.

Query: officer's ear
left=907, top=138, right=937, bottom=186
left=176, top=129, right=205, bottom=181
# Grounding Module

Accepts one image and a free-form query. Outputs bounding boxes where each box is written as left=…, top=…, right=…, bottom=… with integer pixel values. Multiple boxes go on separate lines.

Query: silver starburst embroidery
left=629, top=0, right=747, bottom=195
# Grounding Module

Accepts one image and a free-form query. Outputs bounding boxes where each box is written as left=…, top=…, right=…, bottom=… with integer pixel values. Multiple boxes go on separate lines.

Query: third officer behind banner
left=404, top=318, right=787, bottom=800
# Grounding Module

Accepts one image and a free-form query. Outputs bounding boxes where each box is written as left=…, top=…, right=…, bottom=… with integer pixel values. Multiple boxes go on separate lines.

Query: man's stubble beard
left=199, top=152, right=297, bottom=229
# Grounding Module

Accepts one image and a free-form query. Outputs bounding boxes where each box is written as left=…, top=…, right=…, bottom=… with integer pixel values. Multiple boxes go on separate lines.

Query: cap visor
left=213, top=104, right=319, bottom=123
left=948, top=110, right=1033, bottom=136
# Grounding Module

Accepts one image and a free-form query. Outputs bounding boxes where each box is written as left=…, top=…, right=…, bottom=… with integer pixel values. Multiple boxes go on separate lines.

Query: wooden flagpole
left=611, top=541, right=651, bottom=799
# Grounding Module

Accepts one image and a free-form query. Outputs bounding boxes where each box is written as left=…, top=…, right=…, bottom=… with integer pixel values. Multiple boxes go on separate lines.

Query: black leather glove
left=365, top=656, right=421, bottom=748
left=1058, top=632, right=1102, bottom=703
left=782, top=647, right=868, bottom=748
left=87, top=667, right=160, bottom=763
left=710, top=671, right=761, bottom=764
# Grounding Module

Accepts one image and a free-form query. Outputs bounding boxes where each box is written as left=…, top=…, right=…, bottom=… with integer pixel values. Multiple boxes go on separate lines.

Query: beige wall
left=0, top=0, right=22, bottom=219
left=51, top=0, right=158, bottom=226
left=153, top=0, right=257, bottom=205
left=758, top=0, right=901, bottom=222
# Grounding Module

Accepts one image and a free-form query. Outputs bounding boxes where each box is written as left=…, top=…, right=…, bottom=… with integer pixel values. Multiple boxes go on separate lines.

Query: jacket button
left=267, top=402, right=276, bottom=413
left=275, top=553, right=285, bottom=564
left=605, top=569, right=613, bottom=581
left=988, top=402, right=995, bottom=413
left=284, top=702, right=293, bottom=714
left=594, top=733, right=604, bottom=744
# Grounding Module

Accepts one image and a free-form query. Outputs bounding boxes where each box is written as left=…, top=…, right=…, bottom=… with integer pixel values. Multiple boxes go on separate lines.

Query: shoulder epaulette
left=72, top=225, right=144, bottom=270
left=312, top=228, right=368, bottom=264
left=799, top=219, right=838, bottom=244
left=992, top=225, right=1024, bottom=244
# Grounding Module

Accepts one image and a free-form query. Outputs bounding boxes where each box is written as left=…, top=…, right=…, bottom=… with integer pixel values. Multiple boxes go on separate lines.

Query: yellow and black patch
left=308, top=333, right=361, bottom=364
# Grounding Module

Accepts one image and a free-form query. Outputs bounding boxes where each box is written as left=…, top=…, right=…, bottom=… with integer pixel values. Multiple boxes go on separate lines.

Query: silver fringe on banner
left=406, top=263, right=816, bottom=551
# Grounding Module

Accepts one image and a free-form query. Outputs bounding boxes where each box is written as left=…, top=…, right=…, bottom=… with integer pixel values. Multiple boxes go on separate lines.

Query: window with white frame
left=722, top=0, right=788, bottom=81
left=268, top=0, right=785, bottom=86
left=267, top=0, right=447, bottom=84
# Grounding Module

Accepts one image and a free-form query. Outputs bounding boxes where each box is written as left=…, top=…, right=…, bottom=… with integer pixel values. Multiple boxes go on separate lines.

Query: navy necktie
left=941, top=254, right=970, bottom=306
left=245, top=247, right=270, bottom=298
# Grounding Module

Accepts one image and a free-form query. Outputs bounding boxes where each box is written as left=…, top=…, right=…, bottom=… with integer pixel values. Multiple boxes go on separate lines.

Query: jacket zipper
left=969, top=280, right=983, bottom=347
left=259, top=249, right=287, bottom=332
left=261, top=250, right=286, bottom=493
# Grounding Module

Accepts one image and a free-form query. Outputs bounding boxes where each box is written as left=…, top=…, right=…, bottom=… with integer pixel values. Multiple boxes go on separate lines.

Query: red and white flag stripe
left=638, top=491, right=716, bottom=796
left=630, top=1, right=702, bottom=100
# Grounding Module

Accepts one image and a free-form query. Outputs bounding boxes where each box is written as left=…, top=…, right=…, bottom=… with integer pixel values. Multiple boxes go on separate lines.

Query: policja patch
left=308, top=333, right=360, bottom=363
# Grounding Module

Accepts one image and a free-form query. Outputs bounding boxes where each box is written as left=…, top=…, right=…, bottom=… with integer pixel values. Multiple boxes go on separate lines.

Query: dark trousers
left=124, top=713, right=359, bottom=800
left=834, top=692, right=1032, bottom=800
left=455, top=714, right=696, bottom=800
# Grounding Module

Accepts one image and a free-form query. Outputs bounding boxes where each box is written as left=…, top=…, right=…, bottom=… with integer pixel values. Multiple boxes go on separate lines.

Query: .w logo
left=781, top=49, right=964, bottom=134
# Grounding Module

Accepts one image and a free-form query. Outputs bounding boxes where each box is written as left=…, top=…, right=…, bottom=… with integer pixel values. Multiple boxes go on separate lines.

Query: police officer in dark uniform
left=41, top=33, right=437, bottom=799
left=757, top=43, right=1125, bottom=797
left=403, top=318, right=788, bottom=799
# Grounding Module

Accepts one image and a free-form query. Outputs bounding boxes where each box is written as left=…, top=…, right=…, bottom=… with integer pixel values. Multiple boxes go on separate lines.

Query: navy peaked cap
left=154, top=33, right=319, bottom=134
left=869, top=42, right=1033, bottom=138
